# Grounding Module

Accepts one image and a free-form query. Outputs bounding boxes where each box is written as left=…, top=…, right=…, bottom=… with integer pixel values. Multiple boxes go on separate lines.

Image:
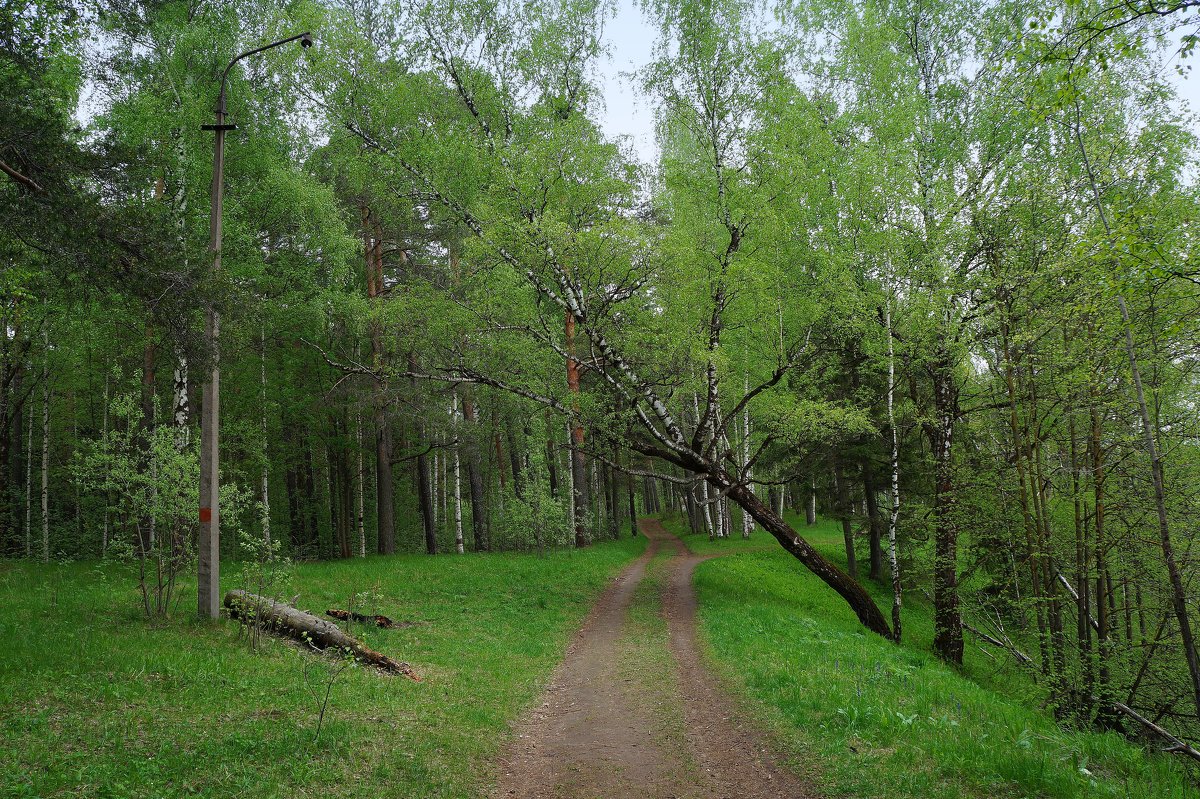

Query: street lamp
left=198, top=31, right=313, bottom=619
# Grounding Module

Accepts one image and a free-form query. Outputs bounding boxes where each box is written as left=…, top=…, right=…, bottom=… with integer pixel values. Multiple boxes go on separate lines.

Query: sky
left=593, top=0, right=1200, bottom=167
left=594, top=1, right=660, bottom=165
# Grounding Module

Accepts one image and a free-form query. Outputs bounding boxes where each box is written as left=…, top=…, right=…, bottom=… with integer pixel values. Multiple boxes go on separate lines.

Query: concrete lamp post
left=198, top=31, right=313, bottom=619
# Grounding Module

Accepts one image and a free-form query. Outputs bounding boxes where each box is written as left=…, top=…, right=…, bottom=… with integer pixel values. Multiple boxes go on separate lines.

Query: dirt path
left=492, top=519, right=815, bottom=799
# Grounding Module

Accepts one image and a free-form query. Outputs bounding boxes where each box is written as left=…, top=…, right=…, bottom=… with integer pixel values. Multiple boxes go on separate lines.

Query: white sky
left=595, top=0, right=660, bottom=165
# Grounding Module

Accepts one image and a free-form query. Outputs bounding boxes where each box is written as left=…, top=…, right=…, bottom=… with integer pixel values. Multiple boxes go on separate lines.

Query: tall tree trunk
left=39, top=334, right=49, bottom=564
left=339, top=416, right=353, bottom=559
left=356, top=411, right=366, bottom=557
left=327, top=441, right=343, bottom=558
left=1001, top=317, right=1051, bottom=671
left=1069, top=410, right=1094, bottom=713
left=885, top=299, right=902, bottom=642
left=862, top=459, right=883, bottom=581
left=626, top=464, right=637, bottom=536
left=741, top=374, right=754, bottom=538
left=452, top=394, right=464, bottom=554
left=806, top=477, right=817, bottom=526
left=462, top=391, right=488, bottom=551
left=706, top=467, right=892, bottom=639
left=24, top=397, right=33, bottom=558
left=565, top=312, right=588, bottom=547
left=140, top=325, right=156, bottom=552
left=1091, top=405, right=1112, bottom=710
left=303, top=442, right=318, bottom=552
left=929, top=351, right=962, bottom=666
left=507, top=426, right=523, bottom=501
left=831, top=459, right=857, bottom=579
left=410, top=353, right=437, bottom=555
left=259, top=326, right=271, bottom=549
left=492, top=418, right=509, bottom=496
left=431, top=445, right=439, bottom=530
left=545, top=410, right=559, bottom=499
left=172, top=345, right=189, bottom=450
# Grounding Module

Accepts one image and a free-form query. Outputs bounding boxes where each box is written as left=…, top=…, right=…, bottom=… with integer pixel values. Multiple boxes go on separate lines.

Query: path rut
left=492, top=519, right=815, bottom=799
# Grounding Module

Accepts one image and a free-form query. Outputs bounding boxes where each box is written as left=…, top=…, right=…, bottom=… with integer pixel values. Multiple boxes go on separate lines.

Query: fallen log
left=325, top=608, right=414, bottom=629
left=1111, top=701, right=1200, bottom=764
left=224, top=590, right=419, bottom=680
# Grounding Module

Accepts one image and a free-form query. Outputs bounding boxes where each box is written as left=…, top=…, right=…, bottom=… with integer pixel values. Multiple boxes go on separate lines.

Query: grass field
left=665, top=513, right=1194, bottom=798
left=0, top=536, right=645, bottom=799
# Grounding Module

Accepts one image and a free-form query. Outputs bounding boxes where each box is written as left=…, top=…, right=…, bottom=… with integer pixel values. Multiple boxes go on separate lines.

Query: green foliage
left=71, top=385, right=200, bottom=618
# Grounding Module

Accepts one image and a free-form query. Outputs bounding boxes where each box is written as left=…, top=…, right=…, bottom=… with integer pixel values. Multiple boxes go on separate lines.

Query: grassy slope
left=665, top=514, right=1190, bottom=799
left=0, top=537, right=644, bottom=799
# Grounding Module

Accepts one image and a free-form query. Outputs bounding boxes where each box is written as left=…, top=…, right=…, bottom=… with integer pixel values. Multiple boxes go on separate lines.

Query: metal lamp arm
left=216, top=31, right=312, bottom=113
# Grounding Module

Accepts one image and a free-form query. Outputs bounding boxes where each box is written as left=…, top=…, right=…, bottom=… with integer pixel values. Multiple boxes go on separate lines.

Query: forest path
left=491, top=518, right=815, bottom=799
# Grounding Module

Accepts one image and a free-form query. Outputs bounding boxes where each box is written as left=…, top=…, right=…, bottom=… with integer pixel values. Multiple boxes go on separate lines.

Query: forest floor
left=493, top=518, right=814, bottom=799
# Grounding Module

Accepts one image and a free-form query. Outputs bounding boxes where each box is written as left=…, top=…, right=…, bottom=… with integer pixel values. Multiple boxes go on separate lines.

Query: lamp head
left=300, top=32, right=313, bottom=49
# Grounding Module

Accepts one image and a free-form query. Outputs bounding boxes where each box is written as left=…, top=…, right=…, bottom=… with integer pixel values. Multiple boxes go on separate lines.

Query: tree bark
left=452, top=394, right=464, bottom=554
left=719, top=471, right=891, bottom=639
left=507, top=426, right=523, bottom=501
left=928, top=351, right=963, bottom=665
left=862, top=459, right=883, bottom=581
left=806, top=478, right=817, bottom=526
left=39, top=334, right=49, bottom=564
left=565, top=312, right=588, bottom=547
left=259, top=326, right=271, bottom=549
left=25, top=399, right=33, bottom=558
left=831, top=458, right=857, bottom=579
left=741, top=374, right=754, bottom=538
left=356, top=411, right=366, bottom=557
left=885, top=299, right=902, bottom=642
left=225, top=590, right=418, bottom=678
left=462, top=391, right=488, bottom=551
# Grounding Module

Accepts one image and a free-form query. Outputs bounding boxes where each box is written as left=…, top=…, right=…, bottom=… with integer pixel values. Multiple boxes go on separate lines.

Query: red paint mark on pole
left=199, top=507, right=212, bottom=523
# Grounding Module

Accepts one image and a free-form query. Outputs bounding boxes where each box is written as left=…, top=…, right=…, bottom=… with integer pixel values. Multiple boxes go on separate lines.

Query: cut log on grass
left=325, top=608, right=414, bottom=629
left=224, top=590, right=419, bottom=679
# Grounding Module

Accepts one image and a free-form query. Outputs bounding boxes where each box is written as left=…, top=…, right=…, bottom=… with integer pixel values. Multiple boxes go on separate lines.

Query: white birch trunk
left=452, top=395, right=464, bottom=554
left=148, top=399, right=157, bottom=550
left=24, top=402, right=33, bottom=558
left=101, top=373, right=108, bottom=555
left=591, top=458, right=601, bottom=533
left=692, top=393, right=715, bottom=539
left=431, top=448, right=439, bottom=529
left=566, top=419, right=575, bottom=536
left=741, top=373, right=754, bottom=538
left=356, top=411, right=366, bottom=558
left=172, top=347, right=189, bottom=450
left=259, top=327, right=270, bottom=548
left=441, top=443, right=450, bottom=522
left=886, top=298, right=903, bottom=641
left=808, top=478, right=817, bottom=525
left=40, top=329, right=49, bottom=563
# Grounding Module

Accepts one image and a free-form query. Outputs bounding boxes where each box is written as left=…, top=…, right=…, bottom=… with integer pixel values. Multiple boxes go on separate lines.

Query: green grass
left=665, top=513, right=1193, bottom=798
left=0, top=536, right=645, bottom=799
